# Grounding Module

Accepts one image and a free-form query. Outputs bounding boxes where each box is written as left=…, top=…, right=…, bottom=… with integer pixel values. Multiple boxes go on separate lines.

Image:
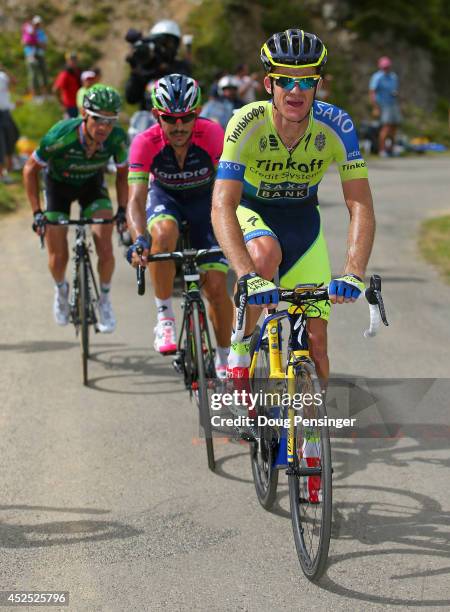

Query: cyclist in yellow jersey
left=212, top=29, right=375, bottom=385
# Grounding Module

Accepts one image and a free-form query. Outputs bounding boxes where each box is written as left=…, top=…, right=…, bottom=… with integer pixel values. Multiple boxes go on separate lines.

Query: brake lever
left=365, top=275, right=389, bottom=326
left=231, top=292, right=247, bottom=343
left=136, top=246, right=146, bottom=296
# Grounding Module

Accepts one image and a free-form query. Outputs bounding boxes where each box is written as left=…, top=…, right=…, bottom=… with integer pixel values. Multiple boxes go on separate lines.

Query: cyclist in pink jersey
left=127, top=74, right=233, bottom=375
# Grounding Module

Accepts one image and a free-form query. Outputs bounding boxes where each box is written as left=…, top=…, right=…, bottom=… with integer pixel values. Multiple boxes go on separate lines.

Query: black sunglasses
left=159, top=113, right=196, bottom=124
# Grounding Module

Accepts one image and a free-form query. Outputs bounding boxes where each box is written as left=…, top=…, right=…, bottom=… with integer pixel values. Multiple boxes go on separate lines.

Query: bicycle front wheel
left=288, top=360, right=332, bottom=581
left=249, top=326, right=279, bottom=510
left=192, top=302, right=215, bottom=472
left=78, top=256, right=90, bottom=386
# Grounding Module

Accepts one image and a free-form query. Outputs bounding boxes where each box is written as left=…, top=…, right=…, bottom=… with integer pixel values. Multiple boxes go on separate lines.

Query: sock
left=215, top=345, right=230, bottom=367
left=55, top=280, right=67, bottom=292
left=155, top=297, right=174, bottom=321
left=228, top=334, right=252, bottom=369
left=100, top=283, right=111, bottom=302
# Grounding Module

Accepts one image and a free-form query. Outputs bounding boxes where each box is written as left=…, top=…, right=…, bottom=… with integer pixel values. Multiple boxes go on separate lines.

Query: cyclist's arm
left=23, top=155, right=43, bottom=214
left=126, top=182, right=148, bottom=240
left=115, top=164, right=129, bottom=209
left=341, top=177, right=375, bottom=278
left=211, top=178, right=255, bottom=277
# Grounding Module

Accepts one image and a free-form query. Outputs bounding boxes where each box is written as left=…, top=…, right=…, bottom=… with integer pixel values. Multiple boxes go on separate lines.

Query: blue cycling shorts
left=146, top=183, right=228, bottom=273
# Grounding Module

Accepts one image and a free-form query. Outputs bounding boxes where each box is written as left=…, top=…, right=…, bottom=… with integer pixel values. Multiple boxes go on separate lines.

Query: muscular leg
left=148, top=219, right=179, bottom=299
left=387, top=124, right=397, bottom=152
left=307, top=318, right=329, bottom=384
left=45, top=225, right=69, bottom=283
left=91, top=210, right=114, bottom=284
left=201, top=270, right=233, bottom=348
left=379, top=124, right=390, bottom=154
left=243, top=235, right=282, bottom=334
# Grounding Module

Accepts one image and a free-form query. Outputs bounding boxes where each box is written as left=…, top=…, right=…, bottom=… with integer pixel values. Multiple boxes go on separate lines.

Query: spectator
left=76, top=70, right=97, bottom=113
left=124, top=20, right=192, bottom=110
left=369, top=56, right=402, bottom=157
left=0, top=67, right=20, bottom=183
left=53, top=52, right=81, bottom=118
left=234, top=63, right=261, bottom=104
left=200, top=75, right=243, bottom=129
left=21, top=15, right=48, bottom=99
left=92, top=66, right=102, bottom=84
left=208, top=70, right=225, bottom=100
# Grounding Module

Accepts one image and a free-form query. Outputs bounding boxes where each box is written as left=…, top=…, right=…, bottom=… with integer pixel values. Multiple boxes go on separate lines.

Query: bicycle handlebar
left=133, top=246, right=224, bottom=295
left=36, top=214, right=125, bottom=248
left=42, top=217, right=116, bottom=226
left=233, top=275, right=389, bottom=343
left=146, top=245, right=223, bottom=264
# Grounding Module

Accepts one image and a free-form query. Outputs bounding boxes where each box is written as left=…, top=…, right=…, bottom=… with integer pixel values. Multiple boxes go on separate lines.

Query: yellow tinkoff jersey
left=217, top=100, right=368, bottom=207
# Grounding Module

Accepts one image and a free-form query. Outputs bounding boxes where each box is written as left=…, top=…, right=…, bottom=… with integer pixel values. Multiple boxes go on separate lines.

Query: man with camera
left=124, top=20, right=192, bottom=110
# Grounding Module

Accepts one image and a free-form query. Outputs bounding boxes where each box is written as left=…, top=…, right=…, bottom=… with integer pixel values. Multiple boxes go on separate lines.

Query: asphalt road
left=1, top=156, right=450, bottom=611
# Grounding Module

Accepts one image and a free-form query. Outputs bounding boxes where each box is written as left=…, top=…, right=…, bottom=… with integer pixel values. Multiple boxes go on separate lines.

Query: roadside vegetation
left=419, top=216, right=450, bottom=284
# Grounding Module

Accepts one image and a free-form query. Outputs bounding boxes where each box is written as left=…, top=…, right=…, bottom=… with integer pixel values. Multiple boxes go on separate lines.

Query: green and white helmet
left=83, top=84, right=122, bottom=115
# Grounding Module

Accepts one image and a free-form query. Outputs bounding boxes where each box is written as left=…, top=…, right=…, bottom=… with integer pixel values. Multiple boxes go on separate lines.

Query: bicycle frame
left=70, top=225, right=100, bottom=329
left=176, top=251, right=216, bottom=389
left=250, top=305, right=314, bottom=470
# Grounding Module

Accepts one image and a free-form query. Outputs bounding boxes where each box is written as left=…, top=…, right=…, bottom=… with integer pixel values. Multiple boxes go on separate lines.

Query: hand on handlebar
left=328, top=274, right=365, bottom=304
left=235, top=272, right=279, bottom=307
left=32, top=210, right=46, bottom=236
left=127, top=235, right=150, bottom=267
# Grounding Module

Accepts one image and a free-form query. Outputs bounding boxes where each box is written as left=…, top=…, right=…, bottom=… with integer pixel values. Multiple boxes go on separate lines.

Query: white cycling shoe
left=53, top=283, right=69, bottom=326
left=154, top=318, right=177, bottom=354
left=97, top=295, right=116, bottom=333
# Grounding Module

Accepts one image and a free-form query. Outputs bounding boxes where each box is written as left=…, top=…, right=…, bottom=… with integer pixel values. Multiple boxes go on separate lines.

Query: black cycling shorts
left=43, top=172, right=112, bottom=220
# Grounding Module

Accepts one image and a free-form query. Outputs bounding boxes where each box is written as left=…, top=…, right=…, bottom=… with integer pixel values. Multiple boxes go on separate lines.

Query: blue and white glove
left=235, top=272, right=279, bottom=307
left=126, top=235, right=150, bottom=265
left=328, top=274, right=365, bottom=302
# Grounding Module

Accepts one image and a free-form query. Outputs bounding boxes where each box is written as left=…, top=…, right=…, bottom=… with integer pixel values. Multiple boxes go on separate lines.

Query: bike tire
left=288, top=360, right=332, bottom=581
left=78, top=256, right=90, bottom=386
left=192, top=302, right=215, bottom=472
left=249, top=325, right=279, bottom=510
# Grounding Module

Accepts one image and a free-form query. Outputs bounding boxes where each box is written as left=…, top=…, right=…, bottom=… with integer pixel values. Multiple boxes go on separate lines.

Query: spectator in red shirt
left=52, top=52, right=81, bottom=118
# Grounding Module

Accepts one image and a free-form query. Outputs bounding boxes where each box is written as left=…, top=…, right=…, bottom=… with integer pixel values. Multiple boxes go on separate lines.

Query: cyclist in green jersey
left=212, top=29, right=375, bottom=386
left=24, top=84, right=129, bottom=331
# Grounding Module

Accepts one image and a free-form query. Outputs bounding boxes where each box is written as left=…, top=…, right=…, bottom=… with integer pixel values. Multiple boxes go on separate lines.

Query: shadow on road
left=0, top=341, right=126, bottom=354
left=318, top=484, right=450, bottom=605
left=321, top=550, right=450, bottom=606
left=86, top=347, right=184, bottom=394
left=0, top=504, right=141, bottom=549
left=0, top=341, right=78, bottom=353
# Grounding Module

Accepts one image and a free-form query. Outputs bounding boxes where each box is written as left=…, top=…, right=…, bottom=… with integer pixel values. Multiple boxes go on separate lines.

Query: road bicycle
left=135, top=238, right=224, bottom=472
left=38, top=217, right=119, bottom=385
left=234, top=275, right=388, bottom=580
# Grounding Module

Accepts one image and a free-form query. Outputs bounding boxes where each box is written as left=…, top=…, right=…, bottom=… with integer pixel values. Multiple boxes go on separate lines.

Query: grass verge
left=0, top=175, right=26, bottom=215
left=419, top=215, right=450, bottom=283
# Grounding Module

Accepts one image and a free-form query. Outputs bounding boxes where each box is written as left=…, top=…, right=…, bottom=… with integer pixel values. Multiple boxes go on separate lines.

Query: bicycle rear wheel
left=249, top=325, right=279, bottom=510
left=192, top=302, right=215, bottom=471
left=288, top=360, right=332, bottom=581
left=78, top=256, right=90, bottom=386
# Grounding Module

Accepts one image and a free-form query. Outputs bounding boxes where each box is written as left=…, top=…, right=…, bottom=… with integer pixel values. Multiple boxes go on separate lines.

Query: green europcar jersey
left=33, top=118, right=128, bottom=186
left=216, top=100, right=369, bottom=320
